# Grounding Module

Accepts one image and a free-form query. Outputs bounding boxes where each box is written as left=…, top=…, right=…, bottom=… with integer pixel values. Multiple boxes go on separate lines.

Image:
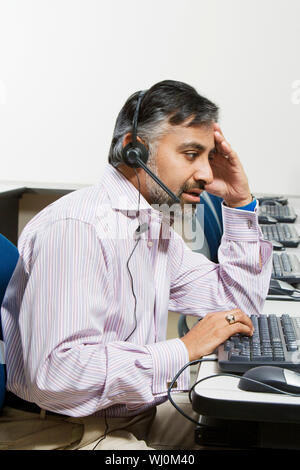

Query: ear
left=122, top=133, right=132, bottom=148
left=122, top=133, right=146, bottom=148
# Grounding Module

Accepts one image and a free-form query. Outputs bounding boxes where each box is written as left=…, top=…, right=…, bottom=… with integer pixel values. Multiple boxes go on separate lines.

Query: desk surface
left=192, top=302, right=300, bottom=423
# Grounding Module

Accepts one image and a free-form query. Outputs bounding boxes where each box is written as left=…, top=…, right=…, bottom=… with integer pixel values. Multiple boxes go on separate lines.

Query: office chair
left=207, top=193, right=223, bottom=231
left=0, top=234, right=19, bottom=409
left=195, top=192, right=223, bottom=263
left=177, top=193, right=223, bottom=337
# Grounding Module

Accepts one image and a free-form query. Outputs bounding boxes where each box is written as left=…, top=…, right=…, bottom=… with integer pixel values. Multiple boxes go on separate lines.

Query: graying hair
left=108, top=108, right=169, bottom=167
left=108, top=81, right=219, bottom=167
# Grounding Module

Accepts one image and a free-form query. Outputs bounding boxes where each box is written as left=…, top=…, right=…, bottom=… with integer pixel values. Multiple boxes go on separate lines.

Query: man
left=0, top=80, right=272, bottom=450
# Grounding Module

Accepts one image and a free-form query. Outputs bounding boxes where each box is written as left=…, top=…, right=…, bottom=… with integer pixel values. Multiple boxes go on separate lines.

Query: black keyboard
left=268, top=279, right=300, bottom=298
left=218, top=314, right=300, bottom=373
left=259, top=204, right=297, bottom=223
left=272, top=252, right=300, bottom=283
left=261, top=223, right=300, bottom=247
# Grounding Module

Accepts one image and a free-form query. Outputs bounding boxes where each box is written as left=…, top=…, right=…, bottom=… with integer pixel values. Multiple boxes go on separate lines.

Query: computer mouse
left=238, top=366, right=300, bottom=394
left=271, top=240, right=285, bottom=251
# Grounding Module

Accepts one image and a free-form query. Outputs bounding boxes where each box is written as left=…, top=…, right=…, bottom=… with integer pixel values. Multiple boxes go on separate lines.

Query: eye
left=184, top=152, right=198, bottom=160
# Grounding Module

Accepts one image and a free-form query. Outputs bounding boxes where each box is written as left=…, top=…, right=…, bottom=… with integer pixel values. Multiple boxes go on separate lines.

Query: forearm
left=28, top=338, right=190, bottom=416
left=216, top=203, right=273, bottom=313
left=169, top=203, right=273, bottom=317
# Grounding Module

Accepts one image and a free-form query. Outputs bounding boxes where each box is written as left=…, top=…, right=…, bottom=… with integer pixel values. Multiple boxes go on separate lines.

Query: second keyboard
left=272, top=252, right=300, bottom=283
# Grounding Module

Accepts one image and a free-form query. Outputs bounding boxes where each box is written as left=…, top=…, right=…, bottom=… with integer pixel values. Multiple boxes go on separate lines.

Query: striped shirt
left=1, top=164, right=272, bottom=417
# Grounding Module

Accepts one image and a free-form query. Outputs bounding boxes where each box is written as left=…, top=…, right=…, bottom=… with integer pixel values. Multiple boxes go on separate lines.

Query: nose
left=192, top=160, right=214, bottom=186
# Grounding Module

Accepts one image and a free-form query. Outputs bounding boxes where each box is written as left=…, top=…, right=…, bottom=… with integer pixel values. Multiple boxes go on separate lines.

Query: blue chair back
left=207, top=193, right=223, bottom=230
left=0, top=234, right=19, bottom=408
left=196, top=192, right=223, bottom=263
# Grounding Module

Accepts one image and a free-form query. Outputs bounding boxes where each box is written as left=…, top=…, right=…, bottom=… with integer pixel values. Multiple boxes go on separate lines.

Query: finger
left=239, top=312, right=255, bottom=332
left=213, top=122, right=224, bottom=136
left=214, top=132, right=240, bottom=165
left=213, top=124, right=229, bottom=148
left=224, top=309, right=254, bottom=332
left=229, top=322, right=254, bottom=337
left=214, top=131, right=232, bottom=155
left=220, top=140, right=231, bottom=156
left=210, top=309, right=253, bottom=329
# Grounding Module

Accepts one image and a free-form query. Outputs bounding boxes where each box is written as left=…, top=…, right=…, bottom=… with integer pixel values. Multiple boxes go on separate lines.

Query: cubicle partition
left=0, top=183, right=80, bottom=246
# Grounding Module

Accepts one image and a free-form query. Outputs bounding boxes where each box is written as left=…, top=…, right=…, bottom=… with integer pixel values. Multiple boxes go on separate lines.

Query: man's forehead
left=163, top=121, right=215, bottom=145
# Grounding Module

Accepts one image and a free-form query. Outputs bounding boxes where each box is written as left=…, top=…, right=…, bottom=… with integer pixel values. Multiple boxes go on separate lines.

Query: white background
left=0, top=0, right=299, bottom=194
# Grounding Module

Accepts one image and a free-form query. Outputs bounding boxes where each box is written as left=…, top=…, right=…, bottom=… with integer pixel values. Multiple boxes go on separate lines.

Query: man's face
left=146, top=121, right=216, bottom=210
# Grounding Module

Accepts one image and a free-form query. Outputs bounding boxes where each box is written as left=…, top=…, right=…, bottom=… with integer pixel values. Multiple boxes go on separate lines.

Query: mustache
left=179, top=180, right=206, bottom=195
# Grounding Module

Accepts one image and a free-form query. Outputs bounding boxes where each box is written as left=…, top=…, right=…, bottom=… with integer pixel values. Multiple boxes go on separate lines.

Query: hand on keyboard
left=180, top=308, right=254, bottom=362
left=218, top=314, right=300, bottom=373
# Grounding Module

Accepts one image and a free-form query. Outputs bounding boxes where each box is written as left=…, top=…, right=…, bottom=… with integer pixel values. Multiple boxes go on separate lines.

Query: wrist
left=180, top=337, right=202, bottom=362
left=180, top=337, right=194, bottom=362
left=224, top=194, right=253, bottom=208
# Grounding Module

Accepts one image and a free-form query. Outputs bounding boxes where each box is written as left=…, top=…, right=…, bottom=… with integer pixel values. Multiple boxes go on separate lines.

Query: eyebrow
left=177, top=141, right=216, bottom=157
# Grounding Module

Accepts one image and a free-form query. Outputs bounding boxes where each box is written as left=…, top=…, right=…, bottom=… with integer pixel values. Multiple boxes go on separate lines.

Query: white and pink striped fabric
left=1, top=164, right=272, bottom=417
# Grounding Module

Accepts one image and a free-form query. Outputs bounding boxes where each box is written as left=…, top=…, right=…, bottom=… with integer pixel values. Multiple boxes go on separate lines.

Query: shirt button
left=147, top=241, right=153, bottom=247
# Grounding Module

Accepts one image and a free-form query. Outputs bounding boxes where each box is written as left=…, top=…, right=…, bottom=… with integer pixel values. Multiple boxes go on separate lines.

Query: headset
left=122, top=90, right=180, bottom=204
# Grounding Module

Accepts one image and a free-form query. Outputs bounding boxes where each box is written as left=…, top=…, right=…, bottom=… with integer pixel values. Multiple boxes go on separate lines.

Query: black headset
left=121, top=90, right=180, bottom=204
left=122, top=90, right=149, bottom=168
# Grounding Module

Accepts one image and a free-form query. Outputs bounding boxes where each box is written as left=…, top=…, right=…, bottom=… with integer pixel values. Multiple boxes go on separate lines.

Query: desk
left=191, top=196, right=300, bottom=448
left=192, top=301, right=300, bottom=448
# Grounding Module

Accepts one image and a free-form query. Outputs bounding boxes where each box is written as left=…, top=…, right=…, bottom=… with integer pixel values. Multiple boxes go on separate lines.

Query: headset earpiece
left=122, top=141, right=148, bottom=168
left=121, top=89, right=181, bottom=204
left=122, top=90, right=148, bottom=168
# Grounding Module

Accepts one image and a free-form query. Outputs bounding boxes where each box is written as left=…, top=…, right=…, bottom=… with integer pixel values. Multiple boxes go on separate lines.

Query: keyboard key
left=228, top=353, right=250, bottom=362
left=224, top=340, right=233, bottom=351
left=218, top=314, right=300, bottom=373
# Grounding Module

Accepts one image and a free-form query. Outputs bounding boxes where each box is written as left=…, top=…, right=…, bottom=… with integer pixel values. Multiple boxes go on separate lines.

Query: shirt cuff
left=233, top=198, right=257, bottom=212
left=222, top=201, right=262, bottom=241
left=145, top=338, right=190, bottom=396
